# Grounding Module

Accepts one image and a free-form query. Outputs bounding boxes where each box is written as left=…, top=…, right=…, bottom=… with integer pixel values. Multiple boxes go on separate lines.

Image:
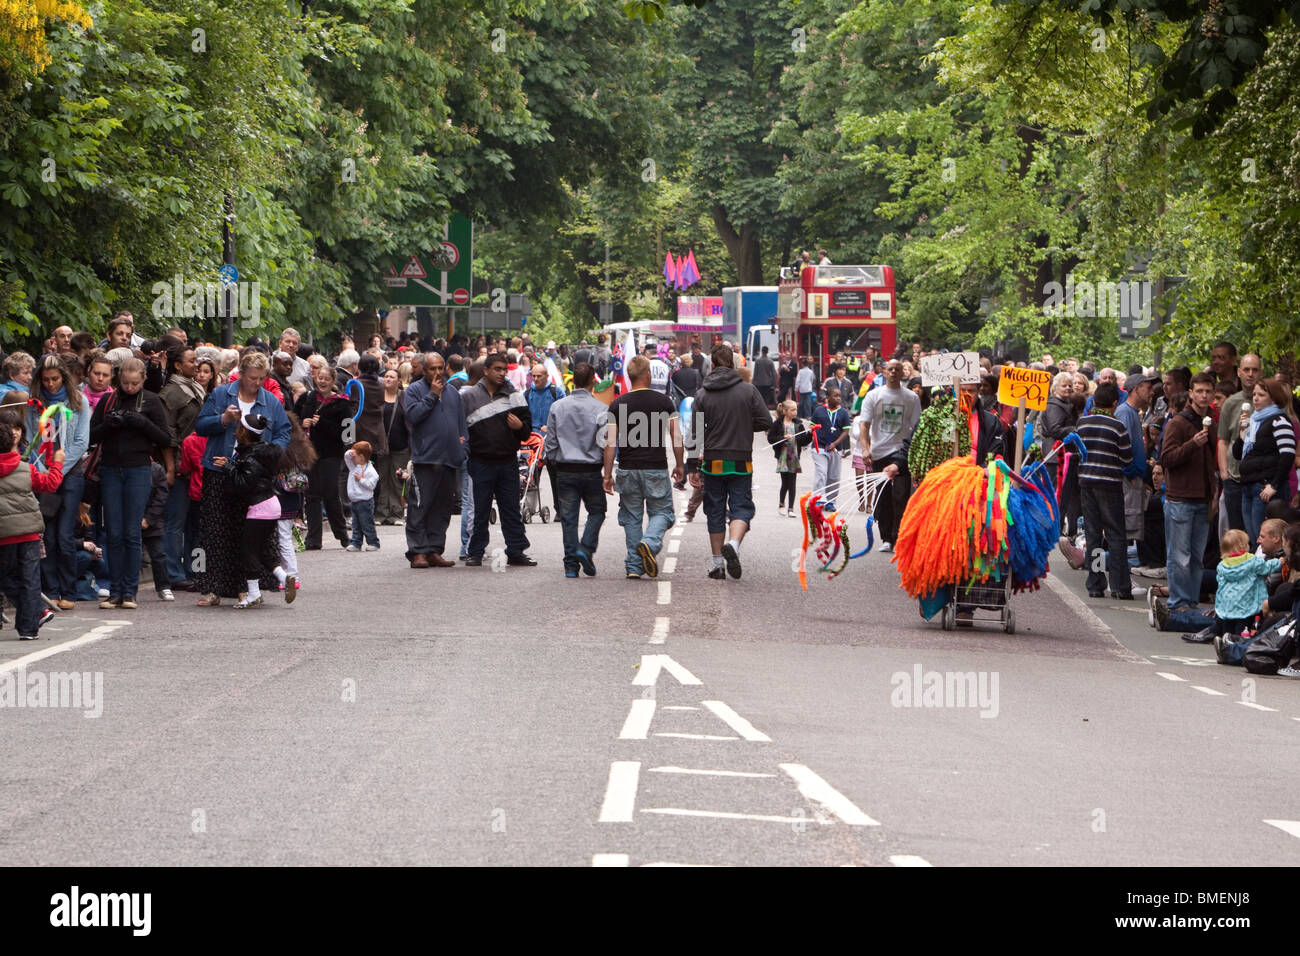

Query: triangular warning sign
left=386, top=265, right=398, bottom=277
left=400, top=256, right=426, bottom=279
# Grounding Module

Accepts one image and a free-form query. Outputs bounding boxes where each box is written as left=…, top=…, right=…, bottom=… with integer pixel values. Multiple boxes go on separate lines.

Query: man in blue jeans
left=543, top=363, right=607, bottom=577
left=603, top=356, right=685, bottom=579
left=1159, top=372, right=1218, bottom=618
left=461, top=352, right=535, bottom=567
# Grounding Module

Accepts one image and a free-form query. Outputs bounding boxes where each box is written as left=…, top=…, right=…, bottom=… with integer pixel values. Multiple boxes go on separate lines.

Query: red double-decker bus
left=777, top=264, right=897, bottom=377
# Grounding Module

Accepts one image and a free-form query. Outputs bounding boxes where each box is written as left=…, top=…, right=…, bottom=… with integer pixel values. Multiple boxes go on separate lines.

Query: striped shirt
left=1075, top=413, right=1132, bottom=484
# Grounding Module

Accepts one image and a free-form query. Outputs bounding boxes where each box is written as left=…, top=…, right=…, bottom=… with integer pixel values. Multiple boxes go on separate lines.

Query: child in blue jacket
left=1215, top=528, right=1282, bottom=637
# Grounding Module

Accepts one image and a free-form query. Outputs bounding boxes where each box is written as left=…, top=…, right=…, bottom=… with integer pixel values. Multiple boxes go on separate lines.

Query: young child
left=767, top=400, right=809, bottom=517
left=275, top=413, right=315, bottom=588
left=222, top=413, right=294, bottom=608
left=1214, top=528, right=1282, bottom=637
left=0, top=409, right=64, bottom=639
left=141, top=459, right=174, bottom=601
left=345, top=440, right=381, bottom=552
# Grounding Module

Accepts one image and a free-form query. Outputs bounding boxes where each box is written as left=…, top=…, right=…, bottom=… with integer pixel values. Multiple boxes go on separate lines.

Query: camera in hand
left=106, top=410, right=126, bottom=427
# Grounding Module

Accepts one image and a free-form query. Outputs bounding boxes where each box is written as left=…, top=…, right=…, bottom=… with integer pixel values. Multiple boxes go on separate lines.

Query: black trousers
left=872, top=452, right=911, bottom=545
left=1082, top=481, right=1131, bottom=594
left=405, top=463, right=456, bottom=559
left=241, top=518, right=279, bottom=582
left=779, top=472, right=797, bottom=510
left=1221, top=477, right=1244, bottom=532
left=305, top=455, right=348, bottom=547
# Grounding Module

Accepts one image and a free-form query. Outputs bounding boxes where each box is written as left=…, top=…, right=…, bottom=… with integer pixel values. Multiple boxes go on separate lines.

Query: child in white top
left=345, top=441, right=381, bottom=551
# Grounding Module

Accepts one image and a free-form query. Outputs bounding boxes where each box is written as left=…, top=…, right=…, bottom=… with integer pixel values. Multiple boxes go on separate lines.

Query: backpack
left=1242, top=617, right=1296, bottom=674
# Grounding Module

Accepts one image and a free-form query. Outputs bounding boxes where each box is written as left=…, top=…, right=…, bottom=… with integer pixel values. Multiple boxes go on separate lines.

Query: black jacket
left=767, top=416, right=812, bottom=460
left=225, top=439, right=281, bottom=507
left=1233, top=411, right=1296, bottom=489
left=295, top=389, right=354, bottom=461
left=88, top=387, right=172, bottom=468
left=354, top=373, right=389, bottom=457
left=692, top=368, right=771, bottom=462
left=974, top=406, right=1011, bottom=465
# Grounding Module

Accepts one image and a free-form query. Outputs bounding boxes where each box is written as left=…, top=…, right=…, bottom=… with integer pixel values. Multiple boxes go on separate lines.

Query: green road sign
left=383, top=214, right=473, bottom=307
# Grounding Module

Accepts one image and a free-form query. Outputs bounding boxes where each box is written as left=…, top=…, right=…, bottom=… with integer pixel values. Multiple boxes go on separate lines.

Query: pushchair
left=519, top=432, right=551, bottom=524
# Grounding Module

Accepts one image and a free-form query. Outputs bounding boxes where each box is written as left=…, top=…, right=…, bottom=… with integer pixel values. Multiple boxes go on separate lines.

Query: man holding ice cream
left=1159, top=372, right=1220, bottom=614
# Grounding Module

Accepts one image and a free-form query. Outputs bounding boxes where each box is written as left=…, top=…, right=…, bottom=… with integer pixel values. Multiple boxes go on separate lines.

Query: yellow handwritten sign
left=997, top=366, right=1052, bottom=411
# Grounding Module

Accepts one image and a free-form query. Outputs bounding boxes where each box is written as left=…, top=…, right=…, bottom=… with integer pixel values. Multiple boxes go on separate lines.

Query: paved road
left=3, top=468, right=1300, bottom=866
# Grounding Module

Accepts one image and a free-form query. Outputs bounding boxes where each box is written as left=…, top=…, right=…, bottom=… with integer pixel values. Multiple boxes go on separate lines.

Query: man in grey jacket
left=402, top=353, right=467, bottom=568
left=690, top=345, right=772, bottom=580
left=544, top=363, right=608, bottom=578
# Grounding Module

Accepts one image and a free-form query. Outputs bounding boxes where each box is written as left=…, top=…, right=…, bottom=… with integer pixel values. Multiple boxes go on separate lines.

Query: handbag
left=82, top=391, right=117, bottom=486
left=275, top=468, right=309, bottom=493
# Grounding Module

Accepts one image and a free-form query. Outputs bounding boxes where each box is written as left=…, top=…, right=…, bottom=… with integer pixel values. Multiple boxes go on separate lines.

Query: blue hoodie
left=1215, top=552, right=1281, bottom=621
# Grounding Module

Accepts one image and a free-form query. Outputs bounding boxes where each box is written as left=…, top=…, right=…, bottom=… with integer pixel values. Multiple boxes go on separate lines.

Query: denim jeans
left=556, top=470, right=607, bottom=572
left=0, top=540, right=43, bottom=636
left=100, top=465, right=153, bottom=599
left=702, top=473, right=756, bottom=534
left=1081, top=480, right=1131, bottom=595
left=458, top=462, right=473, bottom=558
left=1164, top=498, right=1209, bottom=609
left=1221, top=476, right=1244, bottom=532
left=163, top=477, right=191, bottom=584
left=349, top=497, right=380, bottom=548
left=616, top=469, right=673, bottom=574
left=41, top=470, right=84, bottom=600
left=1241, top=482, right=1267, bottom=548
left=798, top=392, right=814, bottom=419
left=468, top=458, right=529, bottom=558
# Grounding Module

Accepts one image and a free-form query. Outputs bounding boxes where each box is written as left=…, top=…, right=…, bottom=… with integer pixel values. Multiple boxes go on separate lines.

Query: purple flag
left=684, top=249, right=700, bottom=287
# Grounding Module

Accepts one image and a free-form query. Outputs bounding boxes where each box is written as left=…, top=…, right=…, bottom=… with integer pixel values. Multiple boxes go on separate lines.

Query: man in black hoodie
left=461, top=351, right=535, bottom=566
left=689, top=345, right=771, bottom=580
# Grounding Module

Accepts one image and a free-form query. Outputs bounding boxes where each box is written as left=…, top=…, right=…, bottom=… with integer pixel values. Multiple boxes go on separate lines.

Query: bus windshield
left=811, top=265, right=884, bottom=285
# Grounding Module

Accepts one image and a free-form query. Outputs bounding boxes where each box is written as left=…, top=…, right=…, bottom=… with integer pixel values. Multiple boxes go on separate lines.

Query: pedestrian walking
left=857, top=359, right=920, bottom=551
left=543, top=363, right=609, bottom=577
left=402, top=352, right=464, bottom=568
left=809, top=386, right=852, bottom=510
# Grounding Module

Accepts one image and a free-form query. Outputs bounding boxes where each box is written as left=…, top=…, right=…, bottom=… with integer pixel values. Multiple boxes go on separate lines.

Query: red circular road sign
left=452, top=288, right=469, bottom=305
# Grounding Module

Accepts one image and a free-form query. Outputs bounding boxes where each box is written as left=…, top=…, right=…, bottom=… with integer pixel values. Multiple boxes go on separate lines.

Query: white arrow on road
left=633, top=654, right=702, bottom=686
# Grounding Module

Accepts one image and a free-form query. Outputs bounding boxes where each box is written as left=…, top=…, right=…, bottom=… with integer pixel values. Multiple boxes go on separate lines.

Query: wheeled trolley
left=939, top=571, right=1015, bottom=634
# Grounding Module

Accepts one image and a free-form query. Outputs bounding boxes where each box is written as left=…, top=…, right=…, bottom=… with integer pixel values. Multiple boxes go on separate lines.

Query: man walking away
left=527, top=363, right=566, bottom=514
left=810, top=386, right=852, bottom=511
left=1075, top=382, right=1136, bottom=599
left=544, top=363, right=607, bottom=578
left=795, top=358, right=816, bottom=419
left=402, top=352, right=465, bottom=568
left=462, top=352, right=535, bottom=566
left=690, top=345, right=771, bottom=579
left=646, top=347, right=672, bottom=396
left=605, top=356, right=684, bottom=579
left=752, top=346, right=777, bottom=409
left=858, top=359, right=921, bottom=552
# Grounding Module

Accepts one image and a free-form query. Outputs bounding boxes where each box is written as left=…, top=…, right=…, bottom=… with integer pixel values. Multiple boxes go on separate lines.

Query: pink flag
left=675, top=254, right=687, bottom=290
left=663, top=250, right=676, bottom=288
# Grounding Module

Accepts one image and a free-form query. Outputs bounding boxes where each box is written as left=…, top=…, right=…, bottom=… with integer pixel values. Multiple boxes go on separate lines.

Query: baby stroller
left=519, top=432, right=550, bottom=524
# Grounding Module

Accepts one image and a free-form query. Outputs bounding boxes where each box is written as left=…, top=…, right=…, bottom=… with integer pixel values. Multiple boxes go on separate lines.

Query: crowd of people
left=2, top=318, right=1298, bottom=671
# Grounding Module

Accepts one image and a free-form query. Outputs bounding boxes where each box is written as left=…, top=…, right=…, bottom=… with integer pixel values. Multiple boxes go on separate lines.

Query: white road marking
left=890, top=855, right=933, bottom=867
left=1155, top=672, right=1187, bottom=682
left=662, top=705, right=699, bottom=711
left=633, top=654, right=702, bottom=686
left=671, top=525, right=684, bottom=537
left=1191, top=685, right=1226, bottom=696
left=779, top=763, right=880, bottom=826
left=702, top=700, right=772, bottom=742
left=667, top=538, right=681, bottom=554
left=661, top=557, right=677, bottom=575
left=1151, top=655, right=1217, bottom=667
left=642, top=861, right=726, bottom=867
left=658, top=581, right=671, bottom=604
left=599, top=762, right=640, bottom=823
left=642, top=808, right=833, bottom=825
left=1264, top=819, right=1300, bottom=839
left=592, top=853, right=629, bottom=866
left=649, top=766, right=776, bottom=778
left=1238, top=701, right=1278, bottom=712
left=618, top=699, right=656, bottom=739
left=654, top=732, right=739, bottom=741
left=650, top=617, right=669, bottom=645
left=0, top=623, right=128, bottom=675
left=1043, top=574, right=1147, bottom=662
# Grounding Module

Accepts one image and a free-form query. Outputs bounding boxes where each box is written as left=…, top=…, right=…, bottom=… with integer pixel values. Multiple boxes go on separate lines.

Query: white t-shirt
left=648, top=358, right=672, bottom=394
left=238, top=397, right=255, bottom=422
left=860, top=384, right=921, bottom=461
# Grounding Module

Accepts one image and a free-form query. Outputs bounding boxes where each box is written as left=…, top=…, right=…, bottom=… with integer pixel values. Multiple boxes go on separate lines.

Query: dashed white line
left=642, top=808, right=831, bottom=825
left=662, top=705, right=698, bottom=711
left=661, top=557, right=677, bottom=575
left=654, top=732, right=739, bottom=741
left=667, top=538, right=681, bottom=554
left=633, top=654, right=702, bottom=686
left=1155, top=672, right=1187, bottom=682
left=1264, top=819, right=1300, bottom=839
left=671, top=525, right=684, bottom=537
left=658, top=582, right=672, bottom=604
left=0, top=623, right=128, bottom=675
left=599, top=762, right=641, bottom=823
left=779, top=763, right=880, bottom=826
left=649, top=766, right=776, bottom=778
left=890, top=855, right=933, bottom=867
left=1190, top=686, right=1227, bottom=697
left=650, top=616, right=669, bottom=645
left=1238, top=701, right=1278, bottom=712
left=618, top=699, right=656, bottom=740
left=702, top=700, right=772, bottom=742
left=592, top=853, right=629, bottom=866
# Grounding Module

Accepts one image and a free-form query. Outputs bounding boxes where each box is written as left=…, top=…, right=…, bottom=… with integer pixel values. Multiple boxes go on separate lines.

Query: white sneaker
left=97, top=588, right=110, bottom=600
left=1278, top=666, right=1300, bottom=679
left=365, top=543, right=381, bottom=551
left=158, top=589, right=175, bottom=602
left=346, top=545, right=361, bottom=552
left=878, top=541, right=893, bottom=553
left=1128, top=586, right=1148, bottom=599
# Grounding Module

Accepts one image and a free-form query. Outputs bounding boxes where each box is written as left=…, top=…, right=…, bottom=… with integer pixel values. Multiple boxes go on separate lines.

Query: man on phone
left=400, top=353, right=466, bottom=569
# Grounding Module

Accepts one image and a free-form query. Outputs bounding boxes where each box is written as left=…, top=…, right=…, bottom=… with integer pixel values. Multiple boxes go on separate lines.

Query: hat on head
left=546, top=341, right=556, bottom=350
left=240, top=412, right=268, bottom=435
left=1124, top=371, right=1159, bottom=392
